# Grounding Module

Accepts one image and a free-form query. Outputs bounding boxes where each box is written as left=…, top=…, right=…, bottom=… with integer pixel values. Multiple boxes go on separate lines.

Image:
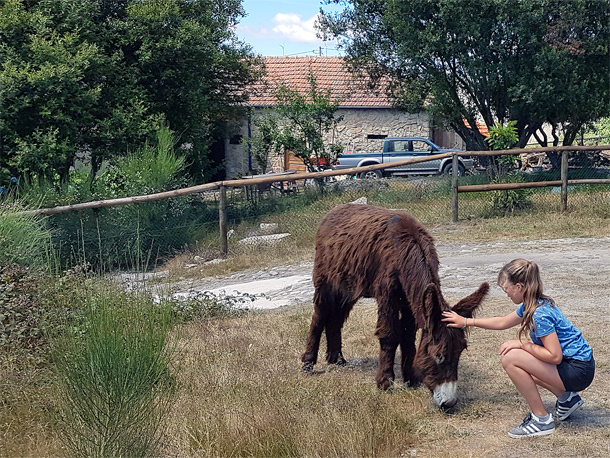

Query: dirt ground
left=431, top=236, right=610, bottom=457
left=164, top=236, right=610, bottom=457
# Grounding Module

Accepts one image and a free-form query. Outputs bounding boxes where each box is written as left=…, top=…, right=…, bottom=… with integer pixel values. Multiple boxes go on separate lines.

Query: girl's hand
left=499, top=339, right=523, bottom=355
left=441, top=310, right=466, bottom=328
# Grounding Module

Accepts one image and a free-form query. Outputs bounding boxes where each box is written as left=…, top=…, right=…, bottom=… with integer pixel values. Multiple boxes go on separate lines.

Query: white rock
left=259, top=223, right=279, bottom=234
left=238, top=233, right=291, bottom=245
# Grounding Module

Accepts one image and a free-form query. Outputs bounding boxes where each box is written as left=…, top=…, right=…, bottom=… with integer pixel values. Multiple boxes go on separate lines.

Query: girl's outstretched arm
left=442, top=310, right=522, bottom=330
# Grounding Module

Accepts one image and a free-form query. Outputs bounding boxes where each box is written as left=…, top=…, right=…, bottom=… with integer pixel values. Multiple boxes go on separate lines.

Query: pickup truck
left=334, top=137, right=473, bottom=178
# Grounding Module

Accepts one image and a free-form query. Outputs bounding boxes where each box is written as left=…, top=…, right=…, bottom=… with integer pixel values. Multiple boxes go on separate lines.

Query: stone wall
left=334, top=109, right=430, bottom=154
left=224, top=107, right=432, bottom=178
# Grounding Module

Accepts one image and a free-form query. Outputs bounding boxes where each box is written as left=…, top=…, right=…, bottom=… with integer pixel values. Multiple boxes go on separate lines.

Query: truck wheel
left=359, top=170, right=383, bottom=179
left=443, top=164, right=465, bottom=176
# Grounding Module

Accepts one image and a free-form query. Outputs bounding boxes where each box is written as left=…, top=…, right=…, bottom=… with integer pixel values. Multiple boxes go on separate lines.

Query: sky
left=236, top=0, right=345, bottom=57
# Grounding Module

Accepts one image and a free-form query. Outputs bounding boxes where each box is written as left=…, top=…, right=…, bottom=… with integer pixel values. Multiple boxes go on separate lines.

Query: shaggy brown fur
left=302, top=204, right=489, bottom=397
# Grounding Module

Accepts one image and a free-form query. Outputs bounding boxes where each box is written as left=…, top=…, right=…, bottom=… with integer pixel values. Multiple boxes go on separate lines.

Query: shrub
left=55, top=288, right=177, bottom=458
left=488, top=172, right=533, bottom=215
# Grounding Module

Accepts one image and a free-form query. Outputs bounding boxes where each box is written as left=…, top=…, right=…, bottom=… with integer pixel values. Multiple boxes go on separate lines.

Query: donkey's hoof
left=327, top=354, right=347, bottom=366
left=302, top=362, right=314, bottom=373
left=334, top=354, right=347, bottom=366
left=376, top=376, right=394, bottom=391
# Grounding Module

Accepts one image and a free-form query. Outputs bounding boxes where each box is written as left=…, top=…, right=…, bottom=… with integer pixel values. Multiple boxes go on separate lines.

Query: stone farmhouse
left=224, top=56, right=463, bottom=178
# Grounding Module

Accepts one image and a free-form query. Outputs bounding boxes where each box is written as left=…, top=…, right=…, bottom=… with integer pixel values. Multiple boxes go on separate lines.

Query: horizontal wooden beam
left=458, top=179, right=610, bottom=193
left=21, top=144, right=610, bottom=215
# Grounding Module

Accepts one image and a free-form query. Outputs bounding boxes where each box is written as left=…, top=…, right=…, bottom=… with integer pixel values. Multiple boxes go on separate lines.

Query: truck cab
left=335, top=137, right=470, bottom=178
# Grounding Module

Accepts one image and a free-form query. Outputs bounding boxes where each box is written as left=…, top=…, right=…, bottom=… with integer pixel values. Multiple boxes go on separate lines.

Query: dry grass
left=3, top=192, right=610, bottom=457
left=0, top=367, right=64, bottom=457
left=161, top=298, right=610, bottom=458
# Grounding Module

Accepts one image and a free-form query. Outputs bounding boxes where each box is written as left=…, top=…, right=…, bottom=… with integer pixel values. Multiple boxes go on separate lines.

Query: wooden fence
left=24, top=145, right=610, bottom=254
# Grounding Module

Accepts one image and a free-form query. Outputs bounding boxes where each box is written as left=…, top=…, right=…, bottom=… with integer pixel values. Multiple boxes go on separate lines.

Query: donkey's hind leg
left=301, top=283, right=332, bottom=371
left=325, top=296, right=355, bottom=366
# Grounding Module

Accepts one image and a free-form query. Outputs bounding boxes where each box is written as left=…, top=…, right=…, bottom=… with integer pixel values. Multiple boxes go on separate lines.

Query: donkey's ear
left=452, top=282, right=489, bottom=318
left=424, top=283, right=443, bottom=326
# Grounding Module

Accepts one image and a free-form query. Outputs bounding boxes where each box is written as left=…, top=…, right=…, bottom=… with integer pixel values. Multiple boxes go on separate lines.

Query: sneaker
left=508, top=413, right=555, bottom=438
left=554, top=392, right=584, bottom=421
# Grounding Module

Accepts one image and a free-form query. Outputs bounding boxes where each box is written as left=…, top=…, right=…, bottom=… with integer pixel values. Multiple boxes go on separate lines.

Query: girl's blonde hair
left=497, top=258, right=555, bottom=341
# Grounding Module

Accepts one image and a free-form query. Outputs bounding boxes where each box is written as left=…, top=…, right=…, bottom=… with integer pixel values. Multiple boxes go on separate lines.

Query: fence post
left=560, top=150, right=568, bottom=212
left=451, top=153, right=459, bottom=223
left=219, top=185, right=228, bottom=256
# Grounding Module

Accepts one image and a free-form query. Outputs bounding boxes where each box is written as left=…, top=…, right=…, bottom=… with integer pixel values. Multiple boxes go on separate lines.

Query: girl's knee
left=500, top=348, right=523, bottom=370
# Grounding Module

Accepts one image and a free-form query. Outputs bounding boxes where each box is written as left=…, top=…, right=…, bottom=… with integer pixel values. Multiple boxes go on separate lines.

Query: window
left=412, top=140, right=434, bottom=152
left=367, top=134, right=387, bottom=140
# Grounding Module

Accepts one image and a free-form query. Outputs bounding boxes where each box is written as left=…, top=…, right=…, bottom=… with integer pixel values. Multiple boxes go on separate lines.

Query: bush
left=488, top=172, right=533, bottom=215
left=17, top=126, right=212, bottom=271
left=55, top=288, right=177, bottom=458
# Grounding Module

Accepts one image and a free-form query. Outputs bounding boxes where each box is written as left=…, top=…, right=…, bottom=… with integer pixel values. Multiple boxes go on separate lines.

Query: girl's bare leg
left=501, top=348, right=565, bottom=416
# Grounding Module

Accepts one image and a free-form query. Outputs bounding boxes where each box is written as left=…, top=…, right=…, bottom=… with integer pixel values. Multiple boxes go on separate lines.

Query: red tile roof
left=463, top=119, right=490, bottom=137
left=247, top=56, right=392, bottom=109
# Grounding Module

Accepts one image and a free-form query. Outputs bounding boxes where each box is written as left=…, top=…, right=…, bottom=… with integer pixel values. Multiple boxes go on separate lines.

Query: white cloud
left=239, top=12, right=322, bottom=44
left=271, top=13, right=319, bottom=43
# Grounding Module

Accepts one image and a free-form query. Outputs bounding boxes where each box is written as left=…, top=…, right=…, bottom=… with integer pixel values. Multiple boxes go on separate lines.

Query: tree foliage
left=0, top=0, right=261, bottom=182
left=248, top=75, right=343, bottom=173
left=318, top=0, right=610, bottom=154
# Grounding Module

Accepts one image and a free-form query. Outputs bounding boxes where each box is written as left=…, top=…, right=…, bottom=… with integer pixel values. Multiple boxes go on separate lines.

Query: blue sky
left=236, top=0, right=345, bottom=57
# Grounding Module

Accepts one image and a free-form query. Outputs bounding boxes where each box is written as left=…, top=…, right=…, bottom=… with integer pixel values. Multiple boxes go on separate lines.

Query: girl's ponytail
left=498, top=259, right=554, bottom=341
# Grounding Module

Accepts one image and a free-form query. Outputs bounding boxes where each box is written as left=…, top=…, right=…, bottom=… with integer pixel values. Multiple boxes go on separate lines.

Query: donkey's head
left=413, top=282, right=489, bottom=409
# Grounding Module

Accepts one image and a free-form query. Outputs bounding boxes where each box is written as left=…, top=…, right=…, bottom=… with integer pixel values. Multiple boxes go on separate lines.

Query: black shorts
left=557, top=354, right=595, bottom=392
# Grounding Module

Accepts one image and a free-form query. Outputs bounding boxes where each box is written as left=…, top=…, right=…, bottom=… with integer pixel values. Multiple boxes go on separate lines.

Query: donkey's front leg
left=399, top=311, right=419, bottom=387
left=375, top=305, right=400, bottom=390
left=376, top=336, right=398, bottom=390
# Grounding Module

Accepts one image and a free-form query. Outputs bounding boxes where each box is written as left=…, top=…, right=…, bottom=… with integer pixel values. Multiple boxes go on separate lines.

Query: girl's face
left=500, top=281, right=524, bottom=304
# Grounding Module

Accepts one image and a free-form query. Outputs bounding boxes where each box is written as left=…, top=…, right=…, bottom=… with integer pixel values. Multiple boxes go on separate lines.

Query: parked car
left=335, top=137, right=473, bottom=178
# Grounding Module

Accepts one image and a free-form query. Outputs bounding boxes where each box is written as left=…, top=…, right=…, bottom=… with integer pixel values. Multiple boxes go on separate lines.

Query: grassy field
left=2, top=184, right=610, bottom=457
left=162, top=299, right=609, bottom=458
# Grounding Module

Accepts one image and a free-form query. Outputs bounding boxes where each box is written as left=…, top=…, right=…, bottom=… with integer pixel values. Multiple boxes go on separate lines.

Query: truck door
left=411, top=140, right=441, bottom=172
left=385, top=139, right=414, bottom=172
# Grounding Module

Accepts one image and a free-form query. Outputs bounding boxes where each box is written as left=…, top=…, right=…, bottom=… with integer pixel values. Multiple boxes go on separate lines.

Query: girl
left=442, top=258, right=594, bottom=438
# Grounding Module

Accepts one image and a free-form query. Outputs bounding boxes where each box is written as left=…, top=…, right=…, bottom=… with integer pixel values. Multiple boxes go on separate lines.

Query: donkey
left=301, top=204, right=489, bottom=409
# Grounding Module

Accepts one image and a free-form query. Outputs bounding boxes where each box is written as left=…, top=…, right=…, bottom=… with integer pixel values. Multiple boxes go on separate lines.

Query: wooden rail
left=16, top=144, right=610, bottom=255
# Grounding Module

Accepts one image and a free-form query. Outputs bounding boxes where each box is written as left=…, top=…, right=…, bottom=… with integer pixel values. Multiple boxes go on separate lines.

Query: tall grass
left=0, top=201, right=52, bottom=267
left=55, top=287, right=177, bottom=458
left=17, top=126, right=209, bottom=271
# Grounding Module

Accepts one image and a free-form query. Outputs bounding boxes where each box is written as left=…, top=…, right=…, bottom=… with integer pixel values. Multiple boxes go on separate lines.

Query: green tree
left=274, top=74, right=343, bottom=173
left=247, top=74, right=343, bottom=176
left=247, top=110, right=280, bottom=174
left=485, top=121, right=532, bottom=213
left=319, top=0, right=610, bottom=161
left=0, top=0, right=260, bottom=183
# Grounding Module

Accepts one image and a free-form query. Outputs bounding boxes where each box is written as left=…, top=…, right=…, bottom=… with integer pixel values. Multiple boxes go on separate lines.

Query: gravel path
left=153, top=236, right=610, bottom=311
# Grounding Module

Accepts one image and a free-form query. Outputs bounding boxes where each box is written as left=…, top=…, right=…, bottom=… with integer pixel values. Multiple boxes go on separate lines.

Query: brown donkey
left=302, top=204, right=489, bottom=408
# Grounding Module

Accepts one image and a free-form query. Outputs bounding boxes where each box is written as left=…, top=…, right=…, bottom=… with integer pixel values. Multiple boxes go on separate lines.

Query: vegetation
left=0, top=261, right=245, bottom=457
left=55, top=289, right=177, bottom=458
left=2, top=180, right=610, bottom=456
left=0, top=202, right=52, bottom=267
left=485, top=121, right=533, bottom=214
left=318, top=0, right=610, bottom=152
left=14, top=126, right=215, bottom=271
left=247, top=74, right=344, bottom=174
left=0, top=0, right=261, bottom=183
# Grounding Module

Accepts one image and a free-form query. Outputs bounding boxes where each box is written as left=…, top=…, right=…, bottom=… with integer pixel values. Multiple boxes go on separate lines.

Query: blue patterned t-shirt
left=516, top=300, right=592, bottom=361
